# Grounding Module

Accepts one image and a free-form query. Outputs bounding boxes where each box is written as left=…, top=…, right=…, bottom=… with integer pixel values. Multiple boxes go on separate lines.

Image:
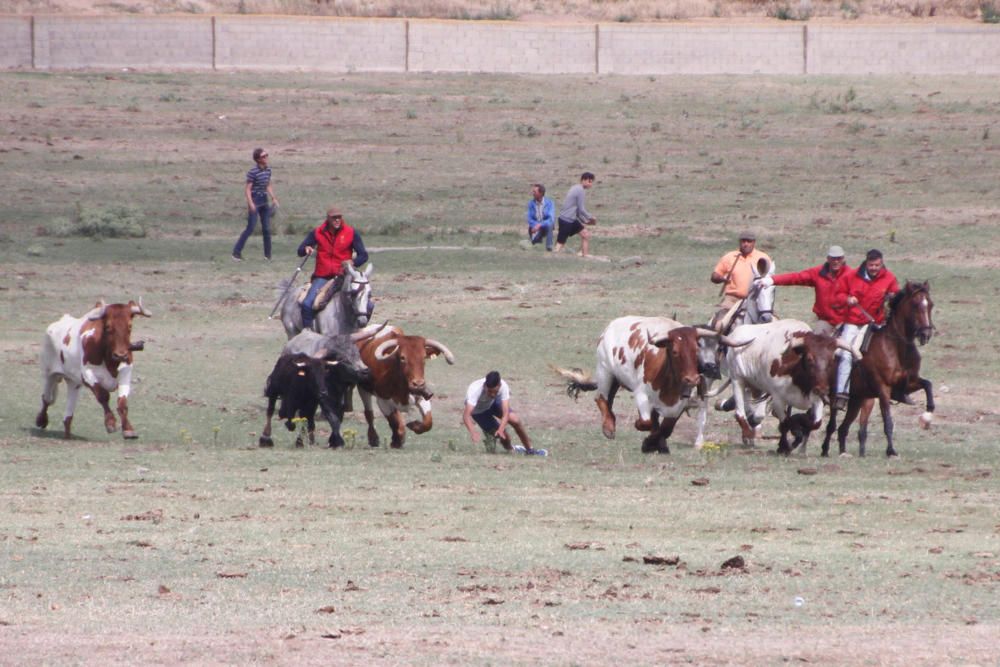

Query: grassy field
left=0, top=71, right=998, bottom=665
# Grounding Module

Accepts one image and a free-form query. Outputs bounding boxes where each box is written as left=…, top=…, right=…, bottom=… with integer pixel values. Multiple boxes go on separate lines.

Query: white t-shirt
left=465, top=378, right=510, bottom=414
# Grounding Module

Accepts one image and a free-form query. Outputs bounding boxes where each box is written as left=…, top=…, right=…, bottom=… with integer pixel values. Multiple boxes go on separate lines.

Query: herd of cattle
left=35, top=259, right=935, bottom=458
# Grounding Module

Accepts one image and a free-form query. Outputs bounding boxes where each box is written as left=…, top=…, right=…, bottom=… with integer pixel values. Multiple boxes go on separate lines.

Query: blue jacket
left=526, top=197, right=555, bottom=230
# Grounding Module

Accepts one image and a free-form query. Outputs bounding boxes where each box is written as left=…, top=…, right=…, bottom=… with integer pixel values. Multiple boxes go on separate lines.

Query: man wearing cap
left=233, top=148, right=279, bottom=261
left=710, top=231, right=772, bottom=327
left=756, top=245, right=848, bottom=336
left=296, top=207, right=370, bottom=330
left=462, top=371, right=545, bottom=456
left=832, top=248, right=900, bottom=408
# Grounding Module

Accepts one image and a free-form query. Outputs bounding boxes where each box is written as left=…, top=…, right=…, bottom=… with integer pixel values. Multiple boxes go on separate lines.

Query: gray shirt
left=559, top=184, right=593, bottom=224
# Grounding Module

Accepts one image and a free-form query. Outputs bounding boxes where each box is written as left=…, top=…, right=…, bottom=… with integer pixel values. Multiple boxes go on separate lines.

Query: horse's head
left=892, top=281, right=934, bottom=345
left=343, top=263, right=373, bottom=328
left=747, top=258, right=776, bottom=324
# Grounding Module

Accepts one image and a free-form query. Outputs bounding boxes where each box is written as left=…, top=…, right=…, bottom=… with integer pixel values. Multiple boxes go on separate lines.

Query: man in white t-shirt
left=463, top=371, right=544, bottom=455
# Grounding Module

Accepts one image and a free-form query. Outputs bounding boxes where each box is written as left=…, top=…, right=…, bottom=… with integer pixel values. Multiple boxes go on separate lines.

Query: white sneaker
left=512, top=445, right=527, bottom=454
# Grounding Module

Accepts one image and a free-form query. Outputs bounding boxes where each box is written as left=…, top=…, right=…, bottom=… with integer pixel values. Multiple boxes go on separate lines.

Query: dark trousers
left=233, top=196, right=271, bottom=259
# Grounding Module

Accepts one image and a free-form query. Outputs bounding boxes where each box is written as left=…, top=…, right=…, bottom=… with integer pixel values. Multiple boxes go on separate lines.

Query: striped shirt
left=246, top=166, right=271, bottom=196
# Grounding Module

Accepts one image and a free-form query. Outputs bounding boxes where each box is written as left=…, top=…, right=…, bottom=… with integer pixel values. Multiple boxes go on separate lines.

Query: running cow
left=554, top=316, right=734, bottom=453
left=355, top=325, right=455, bottom=448
left=36, top=299, right=152, bottom=439
left=721, top=320, right=859, bottom=454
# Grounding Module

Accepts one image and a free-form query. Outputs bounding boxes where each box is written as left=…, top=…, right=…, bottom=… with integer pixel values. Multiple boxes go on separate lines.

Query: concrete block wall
left=0, top=16, right=32, bottom=68
left=1, top=14, right=998, bottom=75
left=808, top=24, right=1000, bottom=75
left=408, top=20, right=595, bottom=73
left=215, top=16, right=405, bottom=72
left=599, top=24, right=804, bottom=74
left=32, top=15, right=213, bottom=69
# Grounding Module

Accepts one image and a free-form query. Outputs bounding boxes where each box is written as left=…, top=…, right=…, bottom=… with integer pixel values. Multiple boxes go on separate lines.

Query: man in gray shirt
left=555, top=172, right=597, bottom=256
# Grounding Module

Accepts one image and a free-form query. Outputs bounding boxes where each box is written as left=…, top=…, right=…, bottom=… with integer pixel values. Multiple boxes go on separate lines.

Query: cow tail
left=549, top=364, right=597, bottom=400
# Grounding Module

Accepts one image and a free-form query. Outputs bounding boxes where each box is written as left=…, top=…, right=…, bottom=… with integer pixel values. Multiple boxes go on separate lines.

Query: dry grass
left=0, top=0, right=990, bottom=20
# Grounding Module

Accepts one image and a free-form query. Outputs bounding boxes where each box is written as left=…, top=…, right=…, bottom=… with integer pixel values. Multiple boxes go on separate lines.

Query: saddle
left=297, top=276, right=344, bottom=311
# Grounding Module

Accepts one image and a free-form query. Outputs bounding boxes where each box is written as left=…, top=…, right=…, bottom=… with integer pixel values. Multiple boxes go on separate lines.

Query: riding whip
left=268, top=254, right=311, bottom=320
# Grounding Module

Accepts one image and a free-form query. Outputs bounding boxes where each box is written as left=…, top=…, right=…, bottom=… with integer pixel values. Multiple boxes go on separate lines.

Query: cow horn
left=695, top=327, right=719, bottom=338
left=374, top=338, right=400, bottom=361
left=836, top=339, right=863, bottom=361
left=647, top=331, right=671, bottom=347
left=703, top=377, right=732, bottom=398
left=424, top=339, right=455, bottom=365
left=85, top=300, right=107, bottom=321
left=294, top=361, right=307, bottom=367
left=719, top=334, right=754, bottom=348
left=351, top=321, right=389, bottom=343
left=325, top=360, right=340, bottom=366
left=131, top=297, right=153, bottom=317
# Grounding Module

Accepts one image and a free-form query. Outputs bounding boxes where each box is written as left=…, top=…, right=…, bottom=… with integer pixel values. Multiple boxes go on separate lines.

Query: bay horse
left=821, top=281, right=935, bottom=458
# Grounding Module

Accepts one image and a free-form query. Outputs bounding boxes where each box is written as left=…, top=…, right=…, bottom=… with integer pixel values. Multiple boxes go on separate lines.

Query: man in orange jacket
left=297, top=207, right=370, bottom=330
left=757, top=245, right=848, bottom=336
left=832, top=248, right=899, bottom=408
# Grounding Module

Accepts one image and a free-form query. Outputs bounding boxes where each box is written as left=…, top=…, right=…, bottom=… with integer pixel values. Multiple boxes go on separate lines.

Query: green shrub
left=983, top=0, right=1000, bottom=22
left=45, top=205, right=146, bottom=239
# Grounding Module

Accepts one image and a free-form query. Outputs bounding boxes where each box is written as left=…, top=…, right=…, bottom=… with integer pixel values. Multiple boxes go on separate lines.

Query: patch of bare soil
left=2, top=623, right=997, bottom=665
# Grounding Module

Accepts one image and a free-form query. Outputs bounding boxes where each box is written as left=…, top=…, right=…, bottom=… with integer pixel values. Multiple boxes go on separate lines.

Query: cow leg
left=318, top=401, right=345, bottom=450
left=731, top=381, right=756, bottom=446
left=62, top=383, right=82, bottom=439
left=88, top=385, right=117, bottom=434
left=387, top=409, right=406, bottom=448
left=632, top=392, right=656, bottom=433
left=36, top=374, right=60, bottom=429
left=306, top=413, right=316, bottom=446
left=406, top=397, right=433, bottom=434
left=642, top=416, right=676, bottom=454
left=117, top=396, right=137, bottom=439
left=259, top=396, right=277, bottom=447
left=595, top=378, right=620, bottom=439
left=359, top=389, right=379, bottom=447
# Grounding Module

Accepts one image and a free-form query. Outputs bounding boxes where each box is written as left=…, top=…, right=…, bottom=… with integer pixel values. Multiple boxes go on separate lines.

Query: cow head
left=648, top=327, right=702, bottom=394
left=692, top=324, right=721, bottom=380
left=771, top=332, right=848, bottom=400
left=315, top=331, right=374, bottom=383
left=84, top=298, right=152, bottom=367
left=373, top=335, right=455, bottom=399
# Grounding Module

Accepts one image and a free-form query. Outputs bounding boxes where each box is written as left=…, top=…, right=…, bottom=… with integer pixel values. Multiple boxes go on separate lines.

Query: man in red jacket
left=832, top=248, right=899, bottom=408
left=297, top=207, right=370, bottom=330
left=757, top=245, right=847, bottom=336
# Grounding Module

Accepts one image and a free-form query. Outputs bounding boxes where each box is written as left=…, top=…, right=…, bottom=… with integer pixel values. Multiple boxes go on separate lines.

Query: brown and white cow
left=355, top=325, right=455, bottom=448
left=556, top=316, right=734, bottom=454
left=722, top=319, right=859, bottom=454
left=36, top=299, right=152, bottom=439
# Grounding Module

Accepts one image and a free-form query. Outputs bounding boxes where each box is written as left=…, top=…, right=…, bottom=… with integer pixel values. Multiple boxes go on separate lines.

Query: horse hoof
left=106, top=424, right=119, bottom=434
left=36, top=414, right=48, bottom=429
left=258, top=436, right=274, bottom=448
left=602, top=427, right=616, bottom=440
left=839, top=452, right=852, bottom=458
left=295, top=438, right=304, bottom=448
left=122, top=430, right=138, bottom=440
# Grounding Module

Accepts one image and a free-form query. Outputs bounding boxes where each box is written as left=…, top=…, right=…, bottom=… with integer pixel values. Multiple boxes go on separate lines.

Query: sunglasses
left=327, top=215, right=343, bottom=221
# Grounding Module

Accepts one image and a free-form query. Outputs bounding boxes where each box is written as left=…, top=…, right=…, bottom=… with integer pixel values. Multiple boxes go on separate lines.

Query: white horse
left=692, top=258, right=776, bottom=448
left=280, top=263, right=373, bottom=339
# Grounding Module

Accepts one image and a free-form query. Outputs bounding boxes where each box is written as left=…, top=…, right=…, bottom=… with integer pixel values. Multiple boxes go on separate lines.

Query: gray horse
left=280, top=262, right=373, bottom=340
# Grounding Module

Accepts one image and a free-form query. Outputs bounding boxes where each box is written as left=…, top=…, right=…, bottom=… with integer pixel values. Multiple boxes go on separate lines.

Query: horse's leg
left=836, top=397, right=864, bottom=456
left=821, top=394, right=838, bottom=457
left=694, top=397, right=708, bottom=449
left=857, top=398, right=876, bottom=457
left=875, top=391, right=897, bottom=458
left=359, top=389, right=379, bottom=447
left=917, top=377, right=934, bottom=429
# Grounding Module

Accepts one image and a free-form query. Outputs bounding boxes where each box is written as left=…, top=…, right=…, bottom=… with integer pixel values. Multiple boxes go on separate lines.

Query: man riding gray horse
left=279, top=206, right=372, bottom=339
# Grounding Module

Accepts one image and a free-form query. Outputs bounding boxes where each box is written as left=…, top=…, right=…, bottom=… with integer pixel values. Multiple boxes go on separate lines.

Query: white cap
left=827, top=245, right=845, bottom=258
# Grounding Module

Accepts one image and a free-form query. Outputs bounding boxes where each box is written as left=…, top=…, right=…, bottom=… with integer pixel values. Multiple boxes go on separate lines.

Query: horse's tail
left=549, top=364, right=597, bottom=400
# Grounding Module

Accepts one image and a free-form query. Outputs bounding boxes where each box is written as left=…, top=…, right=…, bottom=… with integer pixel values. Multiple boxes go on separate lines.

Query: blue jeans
left=233, top=195, right=271, bottom=259
left=300, top=277, right=329, bottom=329
left=529, top=221, right=553, bottom=250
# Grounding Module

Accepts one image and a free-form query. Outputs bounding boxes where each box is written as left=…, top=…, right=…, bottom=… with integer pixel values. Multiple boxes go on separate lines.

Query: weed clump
left=982, top=0, right=1000, bottom=21
left=44, top=204, right=146, bottom=239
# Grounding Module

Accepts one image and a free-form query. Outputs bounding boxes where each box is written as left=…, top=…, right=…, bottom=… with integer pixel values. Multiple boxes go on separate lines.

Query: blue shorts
left=471, top=399, right=503, bottom=434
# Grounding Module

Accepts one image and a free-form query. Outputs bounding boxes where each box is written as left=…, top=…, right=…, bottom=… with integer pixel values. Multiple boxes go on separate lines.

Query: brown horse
left=822, top=281, right=935, bottom=457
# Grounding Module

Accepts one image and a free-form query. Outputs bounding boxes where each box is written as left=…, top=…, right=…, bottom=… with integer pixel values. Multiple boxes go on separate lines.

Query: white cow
left=36, top=299, right=151, bottom=439
left=722, top=319, right=859, bottom=454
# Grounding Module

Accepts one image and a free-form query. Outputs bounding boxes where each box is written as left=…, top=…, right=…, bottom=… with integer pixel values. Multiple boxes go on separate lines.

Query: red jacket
left=834, top=264, right=899, bottom=326
left=773, top=263, right=847, bottom=326
left=312, top=222, right=355, bottom=279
